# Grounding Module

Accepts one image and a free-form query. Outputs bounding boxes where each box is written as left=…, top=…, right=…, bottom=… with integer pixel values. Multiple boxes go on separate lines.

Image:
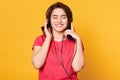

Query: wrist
left=46, top=37, right=52, bottom=42
left=74, top=35, right=80, bottom=41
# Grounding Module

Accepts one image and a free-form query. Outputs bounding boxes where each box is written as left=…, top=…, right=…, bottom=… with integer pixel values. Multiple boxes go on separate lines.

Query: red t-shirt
left=32, top=35, right=78, bottom=80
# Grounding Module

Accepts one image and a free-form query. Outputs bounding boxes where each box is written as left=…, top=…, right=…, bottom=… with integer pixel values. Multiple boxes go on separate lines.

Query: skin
left=32, top=8, right=84, bottom=72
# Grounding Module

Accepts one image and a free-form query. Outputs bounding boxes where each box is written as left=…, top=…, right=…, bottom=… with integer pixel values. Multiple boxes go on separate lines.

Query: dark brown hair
left=46, top=2, right=73, bottom=29
left=41, top=2, right=74, bottom=40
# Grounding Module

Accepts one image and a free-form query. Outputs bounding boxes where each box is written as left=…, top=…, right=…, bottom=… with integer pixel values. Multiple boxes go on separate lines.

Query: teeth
left=56, top=24, right=63, bottom=27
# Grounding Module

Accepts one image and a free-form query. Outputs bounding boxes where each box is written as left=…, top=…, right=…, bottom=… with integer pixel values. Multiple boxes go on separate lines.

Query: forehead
left=51, top=8, right=66, bottom=15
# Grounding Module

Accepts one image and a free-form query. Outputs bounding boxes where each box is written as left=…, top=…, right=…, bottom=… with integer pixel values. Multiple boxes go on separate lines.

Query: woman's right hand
left=44, top=20, right=52, bottom=40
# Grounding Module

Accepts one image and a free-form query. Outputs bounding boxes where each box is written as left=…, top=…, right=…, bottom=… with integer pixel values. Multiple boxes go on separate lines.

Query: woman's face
left=50, top=8, right=68, bottom=32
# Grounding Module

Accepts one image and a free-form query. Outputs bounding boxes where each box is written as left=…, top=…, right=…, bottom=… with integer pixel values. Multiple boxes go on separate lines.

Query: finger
left=48, top=27, right=51, bottom=33
left=44, top=20, right=48, bottom=30
left=64, top=30, right=71, bottom=37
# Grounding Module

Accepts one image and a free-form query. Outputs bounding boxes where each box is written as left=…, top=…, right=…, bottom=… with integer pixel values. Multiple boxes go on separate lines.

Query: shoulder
left=64, top=38, right=75, bottom=46
left=32, top=35, right=46, bottom=47
left=67, top=38, right=75, bottom=44
left=34, top=35, right=46, bottom=43
left=35, top=35, right=46, bottom=40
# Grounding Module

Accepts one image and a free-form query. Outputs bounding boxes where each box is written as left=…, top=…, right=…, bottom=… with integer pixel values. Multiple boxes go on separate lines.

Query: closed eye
left=52, top=15, right=57, bottom=19
left=62, top=15, right=67, bottom=19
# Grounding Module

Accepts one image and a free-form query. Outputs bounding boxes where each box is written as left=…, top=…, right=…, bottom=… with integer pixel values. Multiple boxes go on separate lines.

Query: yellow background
left=0, top=0, right=120, bottom=80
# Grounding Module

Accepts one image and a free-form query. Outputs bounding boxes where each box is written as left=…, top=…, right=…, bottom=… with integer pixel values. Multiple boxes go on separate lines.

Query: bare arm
left=32, top=20, right=52, bottom=69
left=64, top=23, right=84, bottom=72
left=72, top=37, right=84, bottom=72
left=32, top=38, right=51, bottom=69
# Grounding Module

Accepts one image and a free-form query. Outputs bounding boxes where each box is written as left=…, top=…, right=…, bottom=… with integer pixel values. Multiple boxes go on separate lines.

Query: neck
left=52, top=31, right=65, bottom=42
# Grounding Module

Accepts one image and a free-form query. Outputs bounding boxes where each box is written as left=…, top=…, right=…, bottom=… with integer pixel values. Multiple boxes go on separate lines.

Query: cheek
left=50, top=18, right=56, bottom=22
left=63, top=18, right=68, bottom=22
left=63, top=20, right=68, bottom=25
left=50, top=19, right=55, bottom=25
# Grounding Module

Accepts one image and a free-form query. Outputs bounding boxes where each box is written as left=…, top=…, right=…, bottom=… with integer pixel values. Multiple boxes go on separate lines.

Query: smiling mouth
left=55, top=24, right=63, bottom=27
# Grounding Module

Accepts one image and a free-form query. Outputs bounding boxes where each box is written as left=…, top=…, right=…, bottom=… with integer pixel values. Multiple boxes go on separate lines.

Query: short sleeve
left=32, top=35, right=45, bottom=50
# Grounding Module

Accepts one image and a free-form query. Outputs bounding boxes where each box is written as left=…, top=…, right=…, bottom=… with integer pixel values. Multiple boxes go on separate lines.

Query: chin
left=56, top=28, right=66, bottom=32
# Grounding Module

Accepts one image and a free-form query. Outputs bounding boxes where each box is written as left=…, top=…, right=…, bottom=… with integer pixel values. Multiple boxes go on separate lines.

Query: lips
left=55, top=24, right=63, bottom=27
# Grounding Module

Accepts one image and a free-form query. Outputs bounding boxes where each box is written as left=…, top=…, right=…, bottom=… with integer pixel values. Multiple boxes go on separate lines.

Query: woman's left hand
left=64, top=23, right=80, bottom=40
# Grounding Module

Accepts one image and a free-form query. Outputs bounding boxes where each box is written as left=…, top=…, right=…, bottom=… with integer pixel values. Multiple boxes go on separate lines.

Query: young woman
left=32, top=2, right=84, bottom=80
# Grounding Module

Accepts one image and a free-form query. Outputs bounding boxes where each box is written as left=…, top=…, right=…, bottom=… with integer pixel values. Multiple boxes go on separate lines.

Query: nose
left=57, top=18, right=62, bottom=23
